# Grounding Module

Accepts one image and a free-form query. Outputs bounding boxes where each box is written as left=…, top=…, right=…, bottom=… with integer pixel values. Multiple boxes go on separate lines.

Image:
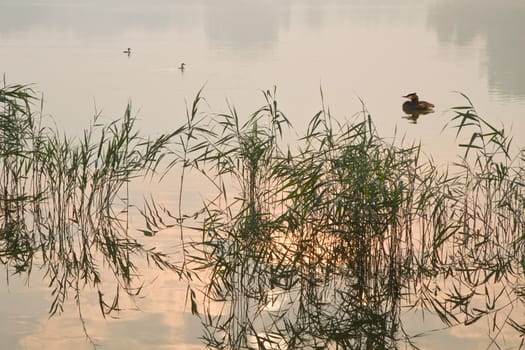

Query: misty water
left=1, top=0, right=524, bottom=349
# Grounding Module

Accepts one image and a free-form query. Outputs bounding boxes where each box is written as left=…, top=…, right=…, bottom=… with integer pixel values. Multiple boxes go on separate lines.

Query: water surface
left=1, top=1, right=524, bottom=349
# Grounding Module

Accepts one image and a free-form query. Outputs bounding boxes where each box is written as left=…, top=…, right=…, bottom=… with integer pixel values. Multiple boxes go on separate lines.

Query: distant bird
left=402, top=92, right=435, bottom=112
left=178, top=63, right=186, bottom=71
left=123, top=48, right=131, bottom=56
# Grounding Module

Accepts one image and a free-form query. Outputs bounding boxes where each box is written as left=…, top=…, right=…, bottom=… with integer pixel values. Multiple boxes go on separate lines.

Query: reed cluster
left=1, top=82, right=523, bottom=349
left=151, top=89, right=524, bottom=349
left=0, top=82, right=182, bottom=343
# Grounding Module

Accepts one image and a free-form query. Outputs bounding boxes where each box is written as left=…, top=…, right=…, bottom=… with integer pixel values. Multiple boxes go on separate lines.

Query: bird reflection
left=402, top=109, right=434, bottom=124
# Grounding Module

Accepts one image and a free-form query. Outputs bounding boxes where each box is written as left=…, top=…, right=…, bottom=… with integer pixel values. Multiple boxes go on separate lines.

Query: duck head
left=402, top=93, right=419, bottom=102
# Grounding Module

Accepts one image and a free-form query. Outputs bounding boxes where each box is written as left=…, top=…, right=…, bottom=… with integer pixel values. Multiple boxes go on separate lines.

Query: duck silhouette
left=123, top=48, right=131, bottom=56
left=401, top=93, right=435, bottom=123
left=402, top=93, right=435, bottom=112
left=178, top=63, right=186, bottom=71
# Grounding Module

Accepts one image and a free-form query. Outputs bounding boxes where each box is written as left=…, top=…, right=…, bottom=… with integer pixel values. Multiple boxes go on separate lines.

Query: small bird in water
left=178, top=63, right=186, bottom=71
left=402, top=92, right=435, bottom=112
left=123, top=47, right=131, bottom=56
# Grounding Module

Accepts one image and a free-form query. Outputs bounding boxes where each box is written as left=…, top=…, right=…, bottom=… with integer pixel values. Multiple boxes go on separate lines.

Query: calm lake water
left=1, top=0, right=524, bottom=349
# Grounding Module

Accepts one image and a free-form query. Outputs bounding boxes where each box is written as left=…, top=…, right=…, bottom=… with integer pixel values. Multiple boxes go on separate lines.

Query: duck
left=178, top=63, right=186, bottom=71
left=123, top=47, right=131, bottom=56
left=402, top=92, right=435, bottom=112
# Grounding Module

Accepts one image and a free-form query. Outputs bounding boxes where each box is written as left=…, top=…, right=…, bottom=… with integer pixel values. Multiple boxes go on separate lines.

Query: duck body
left=402, top=92, right=435, bottom=112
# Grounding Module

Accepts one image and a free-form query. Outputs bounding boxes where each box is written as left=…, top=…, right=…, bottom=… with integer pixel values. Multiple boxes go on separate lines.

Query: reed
left=152, top=89, right=524, bottom=349
left=1, top=81, right=523, bottom=349
left=0, top=82, right=183, bottom=344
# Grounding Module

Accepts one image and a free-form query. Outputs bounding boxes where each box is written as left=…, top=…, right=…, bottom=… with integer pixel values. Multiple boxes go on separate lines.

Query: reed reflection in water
left=140, top=89, right=523, bottom=348
left=0, top=82, right=184, bottom=345
left=1, top=84, right=524, bottom=349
